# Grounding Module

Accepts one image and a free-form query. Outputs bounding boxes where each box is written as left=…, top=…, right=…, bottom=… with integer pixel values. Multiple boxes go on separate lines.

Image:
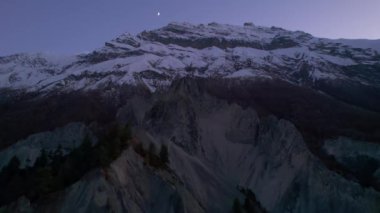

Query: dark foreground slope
left=0, top=77, right=380, bottom=213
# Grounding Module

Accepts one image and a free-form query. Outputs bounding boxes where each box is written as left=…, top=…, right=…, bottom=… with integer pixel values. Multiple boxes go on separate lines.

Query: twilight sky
left=1, top=0, right=379, bottom=55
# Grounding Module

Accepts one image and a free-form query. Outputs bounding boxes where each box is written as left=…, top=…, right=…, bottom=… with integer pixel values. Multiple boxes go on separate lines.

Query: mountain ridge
left=1, top=22, right=379, bottom=94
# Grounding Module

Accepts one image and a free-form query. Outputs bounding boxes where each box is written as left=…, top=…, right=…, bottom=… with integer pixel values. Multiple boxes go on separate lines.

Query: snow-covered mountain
left=1, top=22, right=380, bottom=213
left=1, top=22, right=380, bottom=92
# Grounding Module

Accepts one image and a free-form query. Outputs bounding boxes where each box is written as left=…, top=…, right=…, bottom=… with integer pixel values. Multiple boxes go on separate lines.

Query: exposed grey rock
left=0, top=122, right=94, bottom=171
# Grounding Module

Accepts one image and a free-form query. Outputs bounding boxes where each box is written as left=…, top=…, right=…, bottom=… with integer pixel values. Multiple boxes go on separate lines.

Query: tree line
left=0, top=123, right=131, bottom=206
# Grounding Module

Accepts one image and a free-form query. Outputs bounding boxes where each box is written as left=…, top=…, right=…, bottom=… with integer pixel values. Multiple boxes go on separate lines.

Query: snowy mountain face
left=1, top=22, right=380, bottom=213
left=1, top=22, right=380, bottom=92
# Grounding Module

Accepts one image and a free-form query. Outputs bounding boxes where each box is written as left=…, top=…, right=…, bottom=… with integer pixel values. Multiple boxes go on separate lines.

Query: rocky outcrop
left=31, top=79, right=379, bottom=213
left=0, top=122, right=94, bottom=171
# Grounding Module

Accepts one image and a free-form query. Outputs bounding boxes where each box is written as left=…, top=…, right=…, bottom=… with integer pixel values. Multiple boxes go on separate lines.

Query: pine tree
left=133, top=143, right=145, bottom=156
left=149, top=143, right=156, bottom=154
left=147, top=143, right=156, bottom=165
left=35, top=149, right=48, bottom=168
left=159, top=144, right=169, bottom=164
left=233, top=198, right=242, bottom=213
left=51, top=145, right=64, bottom=174
left=119, top=124, right=131, bottom=144
left=5, top=156, right=21, bottom=175
left=96, top=144, right=111, bottom=167
left=33, top=167, right=54, bottom=197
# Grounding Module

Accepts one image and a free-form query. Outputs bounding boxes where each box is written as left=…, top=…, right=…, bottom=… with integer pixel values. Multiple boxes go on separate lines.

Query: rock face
left=0, top=22, right=380, bottom=213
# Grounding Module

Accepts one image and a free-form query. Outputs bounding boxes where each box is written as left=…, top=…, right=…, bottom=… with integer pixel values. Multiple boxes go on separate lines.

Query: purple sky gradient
left=0, top=0, right=379, bottom=55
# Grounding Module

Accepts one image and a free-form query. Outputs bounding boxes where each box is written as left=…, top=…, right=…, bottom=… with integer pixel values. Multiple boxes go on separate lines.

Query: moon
left=157, top=12, right=160, bottom=16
